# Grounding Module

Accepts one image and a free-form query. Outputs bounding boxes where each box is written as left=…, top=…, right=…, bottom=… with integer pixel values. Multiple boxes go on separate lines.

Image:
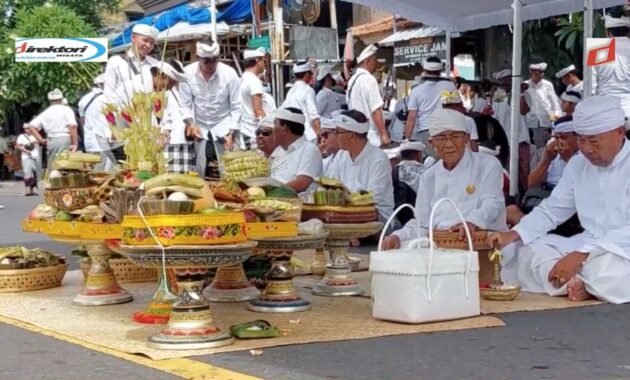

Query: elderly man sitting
left=490, top=96, right=630, bottom=303
left=382, top=109, right=507, bottom=250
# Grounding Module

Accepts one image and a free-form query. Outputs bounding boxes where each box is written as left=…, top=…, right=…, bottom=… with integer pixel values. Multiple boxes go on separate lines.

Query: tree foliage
left=0, top=5, right=102, bottom=106
left=1, top=0, right=121, bottom=30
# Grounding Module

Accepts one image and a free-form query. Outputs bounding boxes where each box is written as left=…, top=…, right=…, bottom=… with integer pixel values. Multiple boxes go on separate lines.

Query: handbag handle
left=377, top=203, right=419, bottom=251
left=427, top=198, right=475, bottom=302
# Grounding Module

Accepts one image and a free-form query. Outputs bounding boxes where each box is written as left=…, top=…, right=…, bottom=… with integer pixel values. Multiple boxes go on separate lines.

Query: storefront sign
left=393, top=36, right=446, bottom=66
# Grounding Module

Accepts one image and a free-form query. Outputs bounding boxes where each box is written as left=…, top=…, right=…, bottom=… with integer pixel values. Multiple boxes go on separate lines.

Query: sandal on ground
left=230, top=320, right=280, bottom=339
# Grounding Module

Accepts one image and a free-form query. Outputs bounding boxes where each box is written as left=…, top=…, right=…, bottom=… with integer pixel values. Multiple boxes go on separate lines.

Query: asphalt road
left=2, top=192, right=630, bottom=380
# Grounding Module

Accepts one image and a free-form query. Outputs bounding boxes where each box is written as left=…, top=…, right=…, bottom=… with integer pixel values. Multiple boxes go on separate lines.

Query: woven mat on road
left=341, top=272, right=604, bottom=314
left=0, top=270, right=502, bottom=361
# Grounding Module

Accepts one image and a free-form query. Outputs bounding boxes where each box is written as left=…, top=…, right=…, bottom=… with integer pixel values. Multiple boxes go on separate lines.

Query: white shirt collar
left=287, top=136, right=307, bottom=153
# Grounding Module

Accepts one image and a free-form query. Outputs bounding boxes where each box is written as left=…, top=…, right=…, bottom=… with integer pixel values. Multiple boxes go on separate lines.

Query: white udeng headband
left=292, top=63, right=313, bottom=74
left=275, top=108, right=306, bottom=125
left=196, top=41, right=220, bottom=58
left=332, top=114, right=369, bottom=134
left=553, top=120, right=575, bottom=134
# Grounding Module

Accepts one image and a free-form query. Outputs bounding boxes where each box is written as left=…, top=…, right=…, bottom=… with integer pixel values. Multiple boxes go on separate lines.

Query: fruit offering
left=222, top=151, right=270, bottom=182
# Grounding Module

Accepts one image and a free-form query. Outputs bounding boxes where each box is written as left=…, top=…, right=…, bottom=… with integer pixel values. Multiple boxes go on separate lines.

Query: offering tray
left=22, top=220, right=132, bottom=306
left=247, top=232, right=329, bottom=313
left=114, top=241, right=257, bottom=350
left=313, top=222, right=382, bottom=297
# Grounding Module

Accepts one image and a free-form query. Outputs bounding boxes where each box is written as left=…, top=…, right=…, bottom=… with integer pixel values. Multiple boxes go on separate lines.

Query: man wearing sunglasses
left=255, top=116, right=284, bottom=163
left=180, top=39, right=241, bottom=177
left=319, top=119, right=341, bottom=177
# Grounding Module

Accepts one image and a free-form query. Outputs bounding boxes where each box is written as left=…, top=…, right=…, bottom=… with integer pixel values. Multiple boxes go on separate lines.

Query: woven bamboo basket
left=79, top=259, right=157, bottom=284
left=432, top=229, right=493, bottom=284
left=0, top=263, right=68, bottom=292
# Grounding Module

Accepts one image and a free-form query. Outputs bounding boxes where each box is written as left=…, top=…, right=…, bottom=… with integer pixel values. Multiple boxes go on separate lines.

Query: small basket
left=122, top=212, right=247, bottom=246
left=49, top=173, right=91, bottom=189
left=80, top=258, right=158, bottom=284
left=0, top=263, right=68, bottom=292
left=432, top=229, right=493, bottom=284
left=44, top=187, right=98, bottom=212
left=301, top=204, right=378, bottom=223
left=139, top=199, right=195, bottom=216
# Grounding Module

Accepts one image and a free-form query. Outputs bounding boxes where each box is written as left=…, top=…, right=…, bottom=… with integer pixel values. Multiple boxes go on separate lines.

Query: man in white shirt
left=316, top=66, right=342, bottom=119
left=592, top=15, right=630, bottom=121
left=327, top=110, right=394, bottom=223
left=396, top=141, right=426, bottom=192
left=103, top=24, right=159, bottom=107
left=256, top=116, right=284, bottom=162
left=441, top=90, right=479, bottom=152
left=239, top=48, right=267, bottom=147
left=559, top=91, right=581, bottom=117
left=261, top=83, right=277, bottom=116
left=382, top=109, right=507, bottom=250
left=555, top=64, right=583, bottom=96
left=319, top=118, right=341, bottom=177
left=270, top=107, right=323, bottom=194
left=78, top=75, right=113, bottom=171
left=405, top=56, right=457, bottom=157
left=26, top=88, right=79, bottom=171
left=179, top=39, right=241, bottom=176
left=346, top=44, right=390, bottom=147
left=525, top=62, right=563, bottom=146
left=282, top=62, right=321, bottom=141
left=490, top=96, right=630, bottom=304
left=154, top=59, right=193, bottom=173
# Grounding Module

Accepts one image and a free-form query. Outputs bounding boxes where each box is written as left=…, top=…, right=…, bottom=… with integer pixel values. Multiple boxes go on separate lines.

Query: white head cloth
left=93, top=74, right=105, bottom=85
left=604, top=15, right=630, bottom=28
left=493, top=69, right=511, bottom=80
left=357, top=44, right=378, bottom=64
left=555, top=64, right=576, bottom=78
left=258, top=115, right=275, bottom=128
left=292, top=62, right=314, bottom=74
left=320, top=118, right=336, bottom=130
left=428, top=109, right=468, bottom=137
left=383, top=147, right=401, bottom=160
left=400, top=141, right=425, bottom=152
left=423, top=58, right=443, bottom=71
left=560, top=91, right=581, bottom=104
left=196, top=41, right=220, bottom=58
left=285, top=82, right=294, bottom=89
left=553, top=118, right=575, bottom=134
left=441, top=90, right=462, bottom=105
left=317, top=64, right=334, bottom=81
left=275, top=108, right=306, bottom=126
left=243, top=48, right=265, bottom=60
left=48, top=88, right=63, bottom=101
left=332, top=72, right=343, bottom=82
left=478, top=145, right=501, bottom=156
left=132, top=24, right=159, bottom=40
left=574, top=95, right=626, bottom=136
left=160, top=60, right=187, bottom=82
left=529, top=62, right=548, bottom=71
left=332, top=114, right=369, bottom=134
left=62, top=98, right=68, bottom=105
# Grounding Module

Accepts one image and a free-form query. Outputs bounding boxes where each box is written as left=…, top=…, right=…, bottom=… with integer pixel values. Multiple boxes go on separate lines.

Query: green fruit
left=55, top=211, right=73, bottom=222
left=266, top=186, right=298, bottom=199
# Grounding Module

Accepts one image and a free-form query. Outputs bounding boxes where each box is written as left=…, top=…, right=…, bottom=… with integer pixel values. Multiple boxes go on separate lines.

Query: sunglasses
left=255, top=129, right=272, bottom=137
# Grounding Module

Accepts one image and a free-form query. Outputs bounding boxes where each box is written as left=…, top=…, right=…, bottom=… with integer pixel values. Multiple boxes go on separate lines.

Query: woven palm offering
left=221, top=151, right=270, bottom=182
left=432, top=229, right=494, bottom=284
left=0, top=246, right=68, bottom=292
left=300, top=177, right=378, bottom=223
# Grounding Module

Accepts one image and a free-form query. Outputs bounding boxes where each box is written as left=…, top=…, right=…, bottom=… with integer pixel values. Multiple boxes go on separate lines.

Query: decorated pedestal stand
left=248, top=232, right=329, bottom=313
left=312, top=222, right=383, bottom=297
left=116, top=241, right=257, bottom=350
left=204, top=263, right=260, bottom=303
left=22, top=221, right=133, bottom=306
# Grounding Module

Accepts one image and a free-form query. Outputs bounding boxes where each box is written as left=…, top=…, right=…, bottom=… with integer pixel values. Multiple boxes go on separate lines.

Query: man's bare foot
left=350, top=238, right=360, bottom=247
left=567, top=277, right=592, bottom=301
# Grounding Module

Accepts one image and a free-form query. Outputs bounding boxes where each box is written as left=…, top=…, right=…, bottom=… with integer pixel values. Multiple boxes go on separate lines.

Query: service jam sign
left=393, top=36, right=447, bottom=67
left=15, top=38, right=108, bottom=62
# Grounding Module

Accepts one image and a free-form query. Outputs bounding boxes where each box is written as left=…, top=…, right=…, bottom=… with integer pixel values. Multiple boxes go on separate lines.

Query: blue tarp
left=111, top=0, right=261, bottom=48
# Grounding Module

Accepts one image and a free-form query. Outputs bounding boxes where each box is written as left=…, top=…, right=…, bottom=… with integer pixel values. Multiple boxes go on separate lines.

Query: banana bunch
left=52, top=151, right=102, bottom=172
left=144, top=173, right=205, bottom=199
left=222, top=151, right=269, bottom=182
left=346, top=191, right=374, bottom=206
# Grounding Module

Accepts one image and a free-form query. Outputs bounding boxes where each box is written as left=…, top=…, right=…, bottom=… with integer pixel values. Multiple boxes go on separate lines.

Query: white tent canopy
left=343, top=0, right=624, bottom=32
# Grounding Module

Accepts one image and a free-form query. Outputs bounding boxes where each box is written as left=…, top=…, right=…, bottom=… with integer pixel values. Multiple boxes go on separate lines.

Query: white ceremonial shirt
left=16, top=134, right=39, bottom=160
left=346, top=68, right=385, bottom=146
left=282, top=80, right=320, bottom=141
left=30, top=104, right=77, bottom=138
left=78, top=88, right=109, bottom=152
left=262, top=92, right=277, bottom=115
left=328, top=143, right=395, bottom=222
left=322, top=151, right=341, bottom=177
left=160, top=88, right=187, bottom=145
left=525, top=79, right=563, bottom=128
left=593, top=37, right=630, bottom=119
left=546, top=155, right=569, bottom=186
left=103, top=50, right=158, bottom=106
left=492, top=101, right=531, bottom=144
left=407, top=79, right=457, bottom=139
left=567, top=81, right=583, bottom=96
left=270, top=137, right=323, bottom=193
left=239, top=71, right=265, bottom=139
left=397, top=160, right=426, bottom=192
left=514, top=141, right=630, bottom=261
left=179, top=62, right=242, bottom=140
left=316, top=87, right=342, bottom=118
left=393, top=150, right=507, bottom=242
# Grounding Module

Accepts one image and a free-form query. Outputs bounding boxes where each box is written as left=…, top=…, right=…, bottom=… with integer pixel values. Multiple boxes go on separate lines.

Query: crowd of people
left=3, top=13, right=630, bottom=304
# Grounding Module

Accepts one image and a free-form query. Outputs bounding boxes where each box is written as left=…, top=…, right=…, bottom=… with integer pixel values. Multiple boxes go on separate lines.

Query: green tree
left=0, top=5, right=101, bottom=106
left=1, top=0, right=121, bottom=30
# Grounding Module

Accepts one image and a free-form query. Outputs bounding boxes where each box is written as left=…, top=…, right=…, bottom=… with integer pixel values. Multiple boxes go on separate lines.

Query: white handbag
left=369, top=198, right=480, bottom=324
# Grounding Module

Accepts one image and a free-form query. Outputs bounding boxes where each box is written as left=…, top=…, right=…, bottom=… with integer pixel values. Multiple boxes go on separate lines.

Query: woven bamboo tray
left=79, top=259, right=158, bottom=284
left=432, top=229, right=493, bottom=284
left=0, top=263, right=68, bottom=292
